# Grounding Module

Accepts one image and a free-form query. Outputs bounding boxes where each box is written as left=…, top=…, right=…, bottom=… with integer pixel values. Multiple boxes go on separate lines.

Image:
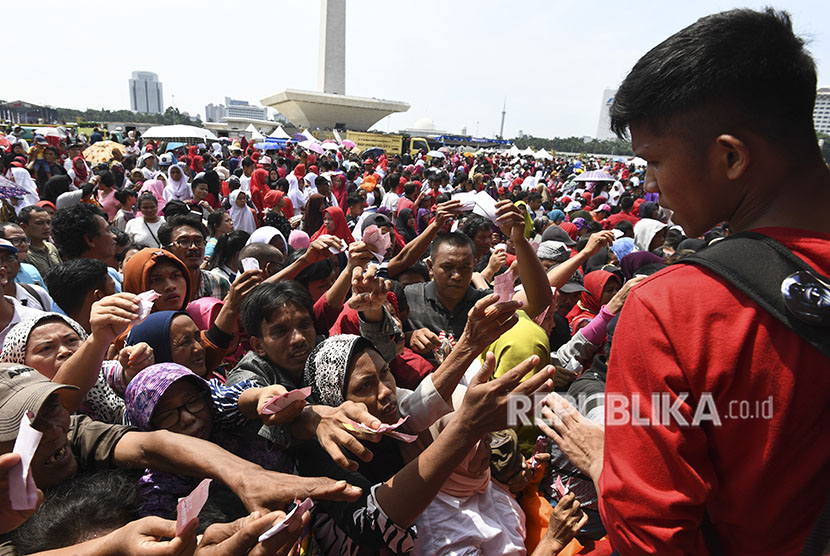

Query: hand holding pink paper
left=362, top=225, right=391, bottom=261
left=258, top=498, right=314, bottom=542
left=240, top=257, right=261, bottom=272
left=343, top=415, right=418, bottom=443
left=176, top=478, right=212, bottom=536
left=9, top=412, right=42, bottom=511
left=260, top=387, right=312, bottom=415
left=493, top=270, right=514, bottom=303
left=134, top=290, right=160, bottom=324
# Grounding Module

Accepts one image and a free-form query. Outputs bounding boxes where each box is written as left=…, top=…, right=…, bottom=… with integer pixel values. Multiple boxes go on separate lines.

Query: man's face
left=2, top=226, right=28, bottom=260
left=530, top=199, right=542, bottom=211
left=0, top=250, right=20, bottom=281
left=86, top=216, right=116, bottom=264
left=252, top=304, right=316, bottom=380
left=168, top=226, right=206, bottom=271
left=243, top=164, right=254, bottom=177
left=430, top=243, right=475, bottom=305
left=631, top=122, right=732, bottom=238
left=0, top=394, right=79, bottom=489
left=44, top=150, right=57, bottom=164
left=22, top=210, right=51, bottom=242
left=556, top=291, right=581, bottom=316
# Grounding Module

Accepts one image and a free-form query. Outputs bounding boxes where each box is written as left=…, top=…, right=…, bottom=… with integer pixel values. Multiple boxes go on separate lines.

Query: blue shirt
left=15, top=263, right=45, bottom=287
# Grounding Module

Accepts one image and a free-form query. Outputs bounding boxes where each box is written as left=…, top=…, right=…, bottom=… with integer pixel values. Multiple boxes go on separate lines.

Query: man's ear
left=249, top=335, right=267, bottom=358
left=92, top=288, right=105, bottom=302
left=714, top=134, right=750, bottom=181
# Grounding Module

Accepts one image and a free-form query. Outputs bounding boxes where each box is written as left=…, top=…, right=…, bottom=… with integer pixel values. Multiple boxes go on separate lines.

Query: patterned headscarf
left=304, top=334, right=375, bottom=407
left=1, top=313, right=88, bottom=366
left=124, top=363, right=211, bottom=430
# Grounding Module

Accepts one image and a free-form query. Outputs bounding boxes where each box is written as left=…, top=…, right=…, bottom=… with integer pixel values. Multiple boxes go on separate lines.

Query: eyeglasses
left=152, top=394, right=210, bottom=429
left=170, top=239, right=206, bottom=249
left=6, top=237, right=30, bottom=247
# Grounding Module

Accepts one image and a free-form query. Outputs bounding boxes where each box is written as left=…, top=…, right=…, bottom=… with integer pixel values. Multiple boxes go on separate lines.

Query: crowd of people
left=0, top=7, right=828, bottom=556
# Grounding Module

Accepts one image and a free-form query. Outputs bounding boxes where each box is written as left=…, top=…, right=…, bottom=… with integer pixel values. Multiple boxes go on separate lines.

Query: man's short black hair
left=241, top=157, right=255, bottom=168
left=98, top=170, right=115, bottom=188
left=158, top=214, right=208, bottom=247
left=619, top=196, right=635, bottom=211
left=51, top=204, right=107, bottom=259
left=241, top=281, right=314, bottom=338
left=17, top=205, right=47, bottom=225
left=45, top=259, right=109, bottom=315
left=430, top=231, right=475, bottom=260
left=403, top=182, right=416, bottom=196
left=346, top=193, right=364, bottom=206
left=461, top=215, right=492, bottom=242
left=610, top=8, right=817, bottom=144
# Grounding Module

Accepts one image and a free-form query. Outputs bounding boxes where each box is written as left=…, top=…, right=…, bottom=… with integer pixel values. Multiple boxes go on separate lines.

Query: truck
left=343, top=131, right=440, bottom=156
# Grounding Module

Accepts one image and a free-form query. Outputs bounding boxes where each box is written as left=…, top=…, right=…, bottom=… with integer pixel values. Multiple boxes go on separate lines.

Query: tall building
left=224, top=97, right=267, bottom=120
left=129, top=71, right=164, bottom=114
left=318, top=0, right=346, bottom=95
left=814, top=87, right=830, bottom=134
left=205, top=103, right=227, bottom=122
left=596, top=89, right=617, bottom=140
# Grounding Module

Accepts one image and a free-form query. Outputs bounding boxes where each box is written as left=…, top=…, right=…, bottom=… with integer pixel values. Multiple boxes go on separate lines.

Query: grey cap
left=0, top=364, right=77, bottom=442
left=558, top=272, right=588, bottom=294
left=541, top=225, right=576, bottom=247
left=537, top=240, right=570, bottom=263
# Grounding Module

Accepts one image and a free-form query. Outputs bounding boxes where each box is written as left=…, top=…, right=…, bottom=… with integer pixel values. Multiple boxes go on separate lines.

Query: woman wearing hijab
left=287, top=164, right=307, bottom=216
left=263, top=189, right=293, bottom=220
left=559, top=221, right=579, bottom=242
left=619, top=251, right=664, bottom=280
left=416, top=206, right=432, bottom=234
left=638, top=200, right=663, bottom=221
left=248, top=168, right=270, bottom=213
left=228, top=189, right=258, bottom=235
left=303, top=193, right=327, bottom=235
left=123, top=363, right=285, bottom=518
left=311, top=206, right=355, bottom=244
left=162, top=163, right=192, bottom=202
left=138, top=178, right=167, bottom=214
left=611, top=236, right=635, bottom=262
left=331, top=173, right=349, bottom=209
left=69, top=156, right=89, bottom=187
left=395, top=208, right=418, bottom=244
left=547, top=208, right=566, bottom=225
left=566, top=270, right=622, bottom=334
left=583, top=246, right=620, bottom=274
left=202, top=170, right=222, bottom=209
left=8, top=167, right=40, bottom=211
left=247, top=225, right=289, bottom=256
left=633, top=218, right=669, bottom=253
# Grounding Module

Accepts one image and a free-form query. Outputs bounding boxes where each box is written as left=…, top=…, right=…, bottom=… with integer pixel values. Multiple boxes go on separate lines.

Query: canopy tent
left=269, top=125, right=291, bottom=139
left=520, top=147, right=535, bottom=157
left=533, top=149, right=553, bottom=161
left=627, top=156, right=648, bottom=166
left=141, top=125, right=218, bottom=143
left=509, top=145, right=521, bottom=157
left=301, top=129, right=317, bottom=143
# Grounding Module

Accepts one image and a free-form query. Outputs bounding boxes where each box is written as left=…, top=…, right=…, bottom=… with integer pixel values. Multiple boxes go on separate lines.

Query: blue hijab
left=126, top=311, right=185, bottom=364
left=611, top=237, right=635, bottom=262
left=547, top=209, right=566, bottom=224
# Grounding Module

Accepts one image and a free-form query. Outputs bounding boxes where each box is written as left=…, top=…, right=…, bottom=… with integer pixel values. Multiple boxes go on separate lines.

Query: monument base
left=260, top=89, right=409, bottom=131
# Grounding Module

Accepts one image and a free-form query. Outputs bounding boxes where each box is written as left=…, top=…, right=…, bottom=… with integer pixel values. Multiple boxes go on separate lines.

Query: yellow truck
left=344, top=131, right=435, bottom=156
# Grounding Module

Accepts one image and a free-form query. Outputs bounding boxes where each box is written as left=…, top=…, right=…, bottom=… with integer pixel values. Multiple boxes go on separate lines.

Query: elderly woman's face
left=25, top=321, right=83, bottom=378
left=150, top=380, right=213, bottom=439
left=345, top=348, right=399, bottom=425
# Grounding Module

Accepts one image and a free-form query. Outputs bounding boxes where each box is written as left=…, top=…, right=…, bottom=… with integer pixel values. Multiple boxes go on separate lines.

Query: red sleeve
left=313, top=294, right=343, bottom=335
left=599, top=287, right=714, bottom=556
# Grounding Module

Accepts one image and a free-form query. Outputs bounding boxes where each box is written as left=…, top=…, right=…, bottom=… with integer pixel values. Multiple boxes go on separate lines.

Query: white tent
left=520, top=147, right=535, bottom=157
left=627, top=156, right=647, bottom=167
left=269, top=125, right=291, bottom=139
left=533, top=148, right=553, bottom=161
left=301, top=129, right=317, bottom=142
left=141, top=125, right=218, bottom=142
left=509, top=145, right=521, bottom=157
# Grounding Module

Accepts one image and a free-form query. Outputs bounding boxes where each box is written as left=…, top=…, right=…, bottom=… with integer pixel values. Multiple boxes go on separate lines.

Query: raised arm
left=388, top=199, right=460, bottom=277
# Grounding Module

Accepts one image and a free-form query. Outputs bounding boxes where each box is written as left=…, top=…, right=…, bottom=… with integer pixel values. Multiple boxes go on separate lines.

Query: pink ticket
left=493, top=270, right=514, bottom=303
left=176, top=478, right=212, bottom=536
left=135, top=290, right=160, bottom=324
left=9, top=411, right=42, bottom=511
left=344, top=416, right=418, bottom=443
left=260, top=387, right=312, bottom=415
left=552, top=475, right=572, bottom=498
left=258, top=497, right=314, bottom=542
left=241, top=257, right=261, bottom=272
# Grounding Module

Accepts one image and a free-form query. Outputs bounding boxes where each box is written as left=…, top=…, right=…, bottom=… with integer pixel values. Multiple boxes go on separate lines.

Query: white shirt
left=0, top=296, right=45, bottom=349
left=125, top=217, right=165, bottom=249
left=13, top=283, right=52, bottom=312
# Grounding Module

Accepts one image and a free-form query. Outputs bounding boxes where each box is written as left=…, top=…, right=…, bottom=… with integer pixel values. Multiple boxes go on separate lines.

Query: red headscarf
left=190, top=155, right=204, bottom=174
left=567, top=270, right=621, bottom=332
left=264, top=189, right=294, bottom=220
left=310, top=206, right=355, bottom=244
left=72, top=156, right=89, bottom=186
left=559, top=221, right=579, bottom=241
left=294, top=164, right=306, bottom=179
left=249, top=168, right=269, bottom=212
left=331, top=174, right=348, bottom=209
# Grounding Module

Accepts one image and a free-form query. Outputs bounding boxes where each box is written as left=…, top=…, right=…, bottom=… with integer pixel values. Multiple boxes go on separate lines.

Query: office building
left=205, top=98, right=267, bottom=122
left=814, top=87, right=830, bottom=134
left=129, top=71, right=164, bottom=114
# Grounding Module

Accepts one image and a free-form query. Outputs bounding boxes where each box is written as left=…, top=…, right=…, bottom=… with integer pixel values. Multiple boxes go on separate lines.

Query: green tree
left=511, top=135, right=634, bottom=156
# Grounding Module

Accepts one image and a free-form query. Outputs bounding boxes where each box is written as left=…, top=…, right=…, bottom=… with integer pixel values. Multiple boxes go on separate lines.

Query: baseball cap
left=0, top=364, right=77, bottom=442
left=158, top=153, right=174, bottom=166
left=598, top=203, right=612, bottom=213
left=33, top=134, right=48, bottom=145
left=536, top=240, right=570, bottom=263
left=0, top=239, right=18, bottom=255
left=558, top=272, right=588, bottom=294
left=259, top=156, right=272, bottom=166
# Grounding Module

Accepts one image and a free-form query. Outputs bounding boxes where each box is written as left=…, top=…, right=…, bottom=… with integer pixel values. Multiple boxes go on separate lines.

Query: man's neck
left=436, top=288, right=465, bottom=313
left=29, top=237, right=45, bottom=249
left=3, top=282, right=15, bottom=297
left=190, top=268, right=201, bottom=297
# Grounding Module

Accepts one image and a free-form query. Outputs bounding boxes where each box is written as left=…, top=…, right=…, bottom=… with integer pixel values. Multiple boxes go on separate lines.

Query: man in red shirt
left=575, top=8, right=830, bottom=555
left=604, top=196, right=640, bottom=228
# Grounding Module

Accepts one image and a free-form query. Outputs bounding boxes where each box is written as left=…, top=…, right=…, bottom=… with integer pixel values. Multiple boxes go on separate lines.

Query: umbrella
left=83, top=141, right=127, bottom=165
left=361, top=147, right=384, bottom=160
left=255, top=139, right=288, bottom=150
left=269, top=126, right=291, bottom=139
left=0, top=176, right=29, bottom=200
left=573, top=170, right=616, bottom=182
left=165, top=142, right=186, bottom=152
left=322, top=143, right=339, bottom=151
left=427, top=150, right=446, bottom=158
left=341, top=139, right=356, bottom=149
left=438, top=146, right=452, bottom=154
left=141, top=125, right=218, bottom=142
left=35, top=127, right=68, bottom=139
left=292, top=132, right=306, bottom=142
left=299, top=140, right=324, bottom=155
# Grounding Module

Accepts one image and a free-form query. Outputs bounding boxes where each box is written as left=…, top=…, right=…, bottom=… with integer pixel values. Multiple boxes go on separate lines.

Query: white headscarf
left=287, top=174, right=307, bottom=216
left=229, top=189, right=256, bottom=234
left=633, top=218, right=668, bottom=252
left=163, top=163, right=192, bottom=202
left=8, top=168, right=40, bottom=213
left=246, top=226, right=288, bottom=254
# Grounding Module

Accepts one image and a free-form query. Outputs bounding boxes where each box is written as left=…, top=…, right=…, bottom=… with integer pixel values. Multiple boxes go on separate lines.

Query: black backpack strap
left=681, top=231, right=830, bottom=358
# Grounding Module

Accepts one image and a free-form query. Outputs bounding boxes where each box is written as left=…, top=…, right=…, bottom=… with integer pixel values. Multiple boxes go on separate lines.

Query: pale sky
left=5, top=0, right=829, bottom=139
